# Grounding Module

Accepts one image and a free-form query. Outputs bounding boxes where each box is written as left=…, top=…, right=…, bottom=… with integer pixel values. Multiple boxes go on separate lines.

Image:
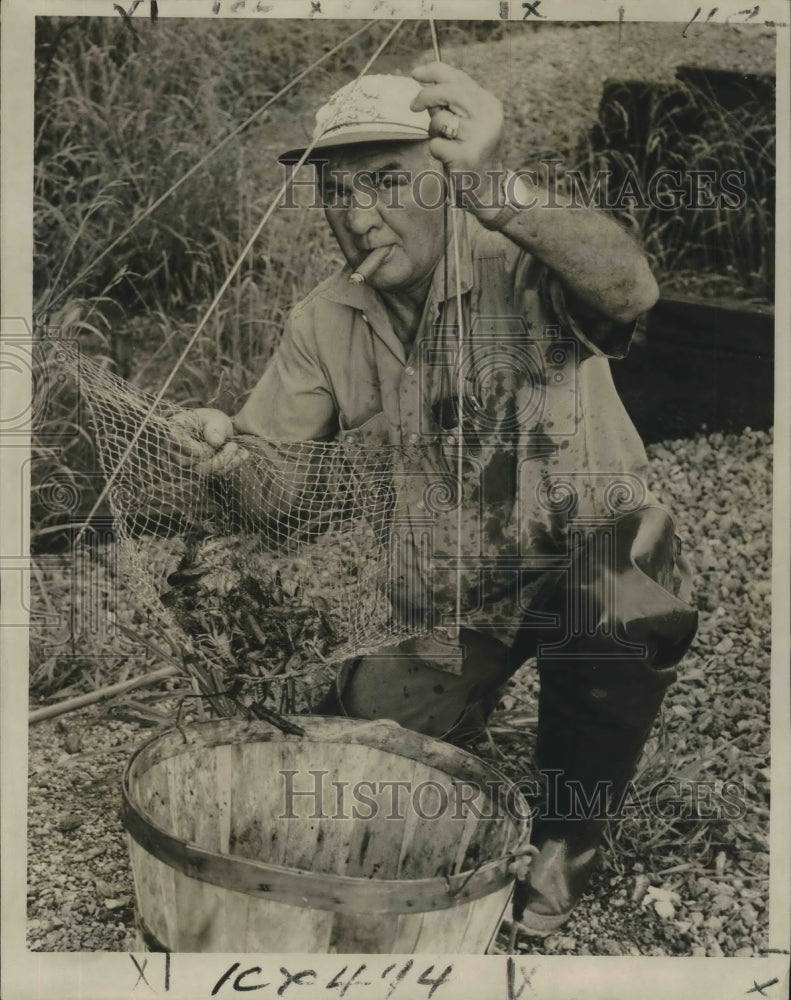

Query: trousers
left=315, top=505, right=698, bottom=930
left=316, top=505, right=697, bottom=749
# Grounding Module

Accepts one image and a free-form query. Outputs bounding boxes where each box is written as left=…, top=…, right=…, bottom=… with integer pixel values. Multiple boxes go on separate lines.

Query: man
left=183, top=65, right=698, bottom=934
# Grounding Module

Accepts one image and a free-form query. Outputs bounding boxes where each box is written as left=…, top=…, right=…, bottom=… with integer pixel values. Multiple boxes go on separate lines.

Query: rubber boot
left=312, top=630, right=515, bottom=742
left=514, top=658, right=673, bottom=933
left=514, top=506, right=698, bottom=934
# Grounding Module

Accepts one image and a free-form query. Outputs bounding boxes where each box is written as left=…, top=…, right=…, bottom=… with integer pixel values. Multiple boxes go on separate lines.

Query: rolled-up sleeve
left=541, top=270, right=638, bottom=360
left=233, top=305, right=338, bottom=441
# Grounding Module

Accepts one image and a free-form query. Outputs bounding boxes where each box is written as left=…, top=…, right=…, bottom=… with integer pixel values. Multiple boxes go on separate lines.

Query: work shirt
left=235, top=213, right=658, bottom=671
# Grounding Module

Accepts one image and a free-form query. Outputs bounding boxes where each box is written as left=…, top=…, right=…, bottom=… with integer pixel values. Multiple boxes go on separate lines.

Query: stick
left=44, top=19, right=380, bottom=315
left=69, top=19, right=407, bottom=556
left=29, top=665, right=179, bottom=724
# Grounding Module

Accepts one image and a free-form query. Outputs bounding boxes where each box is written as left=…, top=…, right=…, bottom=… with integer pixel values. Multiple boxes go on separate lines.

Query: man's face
left=319, top=141, right=446, bottom=295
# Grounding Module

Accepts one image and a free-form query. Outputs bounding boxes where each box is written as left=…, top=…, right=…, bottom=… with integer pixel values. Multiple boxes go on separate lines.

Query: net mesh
left=61, top=345, right=437, bottom=719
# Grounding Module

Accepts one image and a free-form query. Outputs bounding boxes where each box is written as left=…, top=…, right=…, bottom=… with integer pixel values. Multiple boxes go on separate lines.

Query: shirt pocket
left=338, top=409, right=391, bottom=446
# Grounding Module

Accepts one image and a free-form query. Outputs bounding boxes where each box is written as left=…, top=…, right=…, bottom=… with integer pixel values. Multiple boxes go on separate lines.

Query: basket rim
left=122, top=717, right=531, bottom=915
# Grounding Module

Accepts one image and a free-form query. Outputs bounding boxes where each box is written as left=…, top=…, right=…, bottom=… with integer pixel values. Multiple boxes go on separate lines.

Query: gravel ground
left=442, top=21, right=776, bottom=165
left=27, top=427, right=773, bottom=954
left=491, top=427, right=773, bottom=957
left=27, top=713, right=140, bottom=952
left=264, top=21, right=776, bottom=168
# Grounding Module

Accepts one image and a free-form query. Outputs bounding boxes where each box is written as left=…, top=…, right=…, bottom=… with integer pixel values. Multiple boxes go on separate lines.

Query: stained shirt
left=234, top=213, right=657, bottom=670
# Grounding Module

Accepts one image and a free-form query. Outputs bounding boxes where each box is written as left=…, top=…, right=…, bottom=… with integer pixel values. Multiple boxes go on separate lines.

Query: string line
left=71, top=19, right=406, bottom=550
left=429, top=20, right=466, bottom=640
left=42, top=20, right=379, bottom=317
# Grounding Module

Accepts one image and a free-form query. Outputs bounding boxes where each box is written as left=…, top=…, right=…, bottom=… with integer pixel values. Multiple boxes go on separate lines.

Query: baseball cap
left=278, top=74, right=431, bottom=165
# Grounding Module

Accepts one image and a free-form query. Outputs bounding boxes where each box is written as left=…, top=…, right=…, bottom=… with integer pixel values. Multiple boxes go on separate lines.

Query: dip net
left=60, top=346, right=460, bottom=720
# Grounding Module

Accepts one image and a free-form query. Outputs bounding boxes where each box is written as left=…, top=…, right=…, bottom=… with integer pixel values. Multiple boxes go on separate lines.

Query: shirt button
left=405, top=365, right=416, bottom=377
left=446, top=434, right=456, bottom=445
left=408, top=432, right=419, bottom=445
left=345, top=433, right=355, bottom=443
left=361, top=313, right=369, bottom=324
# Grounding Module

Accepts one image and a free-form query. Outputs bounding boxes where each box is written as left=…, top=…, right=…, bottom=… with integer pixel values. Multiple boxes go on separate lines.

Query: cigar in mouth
left=349, top=245, right=393, bottom=284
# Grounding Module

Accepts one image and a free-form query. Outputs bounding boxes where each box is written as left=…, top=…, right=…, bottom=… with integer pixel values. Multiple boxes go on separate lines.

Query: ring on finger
left=440, top=118, right=460, bottom=140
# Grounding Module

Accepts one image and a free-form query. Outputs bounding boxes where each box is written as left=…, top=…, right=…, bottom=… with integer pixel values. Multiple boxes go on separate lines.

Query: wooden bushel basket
left=122, top=717, right=531, bottom=953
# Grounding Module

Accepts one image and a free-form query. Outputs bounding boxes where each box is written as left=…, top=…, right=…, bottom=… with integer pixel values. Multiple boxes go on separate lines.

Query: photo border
left=2, top=1, right=789, bottom=997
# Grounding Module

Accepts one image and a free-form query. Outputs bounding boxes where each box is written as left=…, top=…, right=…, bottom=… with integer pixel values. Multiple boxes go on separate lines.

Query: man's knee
left=317, top=631, right=514, bottom=739
left=534, top=506, right=698, bottom=671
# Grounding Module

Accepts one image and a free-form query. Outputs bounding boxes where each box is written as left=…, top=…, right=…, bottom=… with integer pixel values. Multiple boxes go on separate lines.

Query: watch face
left=473, top=171, right=525, bottom=229
left=481, top=202, right=519, bottom=231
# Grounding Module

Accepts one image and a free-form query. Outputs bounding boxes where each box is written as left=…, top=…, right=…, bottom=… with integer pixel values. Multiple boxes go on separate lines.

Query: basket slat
left=123, top=718, right=528, bottom=953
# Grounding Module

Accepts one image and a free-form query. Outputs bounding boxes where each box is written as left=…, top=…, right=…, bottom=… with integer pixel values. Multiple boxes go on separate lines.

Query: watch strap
left=478, top=171, right=521, bottom=231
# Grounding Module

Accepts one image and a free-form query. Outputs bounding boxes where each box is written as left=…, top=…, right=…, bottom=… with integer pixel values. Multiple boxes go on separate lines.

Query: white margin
left=2, top=2, right=789, bottom=999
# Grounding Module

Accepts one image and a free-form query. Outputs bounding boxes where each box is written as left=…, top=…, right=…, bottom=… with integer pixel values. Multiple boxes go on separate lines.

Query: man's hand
left=169, top=407, right=248, bottom=475
left=412, top=63, right=657, bottom=324
left=410, top=62, right=504, bottom=206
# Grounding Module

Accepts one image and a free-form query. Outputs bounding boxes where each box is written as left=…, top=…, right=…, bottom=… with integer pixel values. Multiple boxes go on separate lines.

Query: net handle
left=71, top=19, right=406, bottom=551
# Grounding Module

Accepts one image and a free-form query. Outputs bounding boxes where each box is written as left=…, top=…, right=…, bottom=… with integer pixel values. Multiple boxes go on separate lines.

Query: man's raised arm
left=410, top=61, right=659, bottom=325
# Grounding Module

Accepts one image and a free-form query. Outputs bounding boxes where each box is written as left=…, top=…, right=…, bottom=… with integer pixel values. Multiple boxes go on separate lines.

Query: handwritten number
left=325, top=965, right=371, bottom=997
left=380, top=961, right=413, bottom=1000
left=685, top=3, right=764, bottom=33
left=208, top=960, right=456, bottom=998
left=683, top=5, right=729, bottom=34
left=682, top=7, right=701, bottom=35
left=416, top=965, right=453, bottom=999
left=212, top=964, right=237, bottom=996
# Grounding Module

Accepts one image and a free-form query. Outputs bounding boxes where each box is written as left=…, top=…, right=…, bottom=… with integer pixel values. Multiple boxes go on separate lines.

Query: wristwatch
left=478, top=170, right=524, bottom=232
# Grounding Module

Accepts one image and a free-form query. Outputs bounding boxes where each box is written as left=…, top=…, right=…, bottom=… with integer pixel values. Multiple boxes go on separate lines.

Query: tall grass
left=35, top=18, right=339, bottom=324
left=570, top=74, right=775, bottom=301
